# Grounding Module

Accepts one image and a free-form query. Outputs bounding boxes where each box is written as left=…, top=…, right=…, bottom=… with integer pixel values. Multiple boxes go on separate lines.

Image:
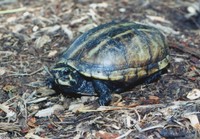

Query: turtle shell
left=60, top=21, right=169, bottom=82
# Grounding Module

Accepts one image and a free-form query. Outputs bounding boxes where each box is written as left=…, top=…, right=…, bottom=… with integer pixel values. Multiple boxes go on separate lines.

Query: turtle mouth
left=56, top=79, right=72, bottom=86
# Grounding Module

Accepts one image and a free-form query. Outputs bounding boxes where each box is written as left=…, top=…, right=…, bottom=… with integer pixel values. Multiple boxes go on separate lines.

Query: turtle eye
left=62, top=69, right=70, bottom=75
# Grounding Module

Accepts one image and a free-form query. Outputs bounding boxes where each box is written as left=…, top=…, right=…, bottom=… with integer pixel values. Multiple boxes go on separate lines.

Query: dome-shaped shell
left=60, top=21, right=169, bottom=82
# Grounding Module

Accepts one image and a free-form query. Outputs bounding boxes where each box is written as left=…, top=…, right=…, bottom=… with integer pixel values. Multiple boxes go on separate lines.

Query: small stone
left=33, top=26, right=39, bottom=32
left=119, top=8, right=126, bottom=13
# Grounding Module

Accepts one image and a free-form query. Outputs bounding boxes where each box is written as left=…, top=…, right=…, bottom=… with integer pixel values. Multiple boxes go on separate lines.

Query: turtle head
left=46, top=61, right=95, bottom=96
left=53, top=67, right=77, bottom=87
left=48, top=62, right=77, bottom=88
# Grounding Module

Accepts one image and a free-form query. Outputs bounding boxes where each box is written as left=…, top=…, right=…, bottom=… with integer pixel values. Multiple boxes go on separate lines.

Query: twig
left=79, top=100, right=200, bottom=113
left=78, top=104, right=165, bottom=113
left=0, top=7, right=26, bottom=14
left=26, top=97, right=48, bottom=104
left=43, top=65, right=53, bottom=77
left=170, top=44, right=200, bottom=59
left=7, top=67, right=43, bottom=76
left=115, top=129, right=132, bottom=139
left=140, top=125, right=164, bottom=132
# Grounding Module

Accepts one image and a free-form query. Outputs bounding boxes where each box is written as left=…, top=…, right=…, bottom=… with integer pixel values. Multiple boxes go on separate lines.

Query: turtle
left=47, top=21, right=169, bottom=106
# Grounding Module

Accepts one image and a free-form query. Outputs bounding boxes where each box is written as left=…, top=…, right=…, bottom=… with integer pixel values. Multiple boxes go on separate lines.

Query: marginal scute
left=60, top=21, right=169, bottom=82
left=158, top=56, right=169, bottom=70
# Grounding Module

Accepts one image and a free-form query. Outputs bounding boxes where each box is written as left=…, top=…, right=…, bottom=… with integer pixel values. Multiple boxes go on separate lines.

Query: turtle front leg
left=92, top=80, right=112, bottom=106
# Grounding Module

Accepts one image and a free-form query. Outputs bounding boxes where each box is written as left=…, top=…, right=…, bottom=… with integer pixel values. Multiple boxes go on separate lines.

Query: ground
left=0, top=0, right=200, bottom=138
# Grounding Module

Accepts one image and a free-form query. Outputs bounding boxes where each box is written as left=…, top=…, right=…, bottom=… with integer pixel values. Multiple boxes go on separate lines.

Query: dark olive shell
left=59, top=21, right=169, bottom=82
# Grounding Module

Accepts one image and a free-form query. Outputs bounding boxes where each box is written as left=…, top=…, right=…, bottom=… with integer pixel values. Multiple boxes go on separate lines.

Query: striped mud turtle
left=47, top=21, right=169, bottom=106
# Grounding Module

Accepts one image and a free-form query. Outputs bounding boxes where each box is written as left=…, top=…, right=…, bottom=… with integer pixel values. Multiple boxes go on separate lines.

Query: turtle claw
left=98, top=93, right=112, bottom=106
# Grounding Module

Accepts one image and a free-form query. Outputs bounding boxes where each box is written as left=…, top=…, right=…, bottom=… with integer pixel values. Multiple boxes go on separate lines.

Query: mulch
left=0, top=0, right=200, bottom=138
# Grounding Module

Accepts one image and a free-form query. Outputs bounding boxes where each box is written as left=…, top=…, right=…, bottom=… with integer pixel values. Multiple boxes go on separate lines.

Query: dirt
left=0, top=0, right=200, bottom=138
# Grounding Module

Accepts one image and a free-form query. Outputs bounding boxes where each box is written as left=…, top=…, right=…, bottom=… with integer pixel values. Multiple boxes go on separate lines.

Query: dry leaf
left=0, top=67, right=6, bottom=75
left=35, top=104, right=64, bottom=117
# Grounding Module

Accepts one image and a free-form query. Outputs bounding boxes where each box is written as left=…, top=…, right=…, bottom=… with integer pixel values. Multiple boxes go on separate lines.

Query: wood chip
left=0, top=123, right=21, bottom=132
left=184, top=114, right=200, bottom=130
left=68, top=102, right=85, bottom=112
left=41, top=25, right=61, bottom=34
left=61, top=25, right=73, bottom=40
left=89, top=2, right=108, bottom=9
left=35, top=35, right=51, bottom=48
left=78, top=23, right=97, bottom=33
left=48, top=50, right=58, bottom=57
left=35, top=104, right=64, bottom=117
left=146, top=15, right=171, bottom=24
left=70, top=16, right=88, bottom=25
left=187, top=89, right=200, bottom=100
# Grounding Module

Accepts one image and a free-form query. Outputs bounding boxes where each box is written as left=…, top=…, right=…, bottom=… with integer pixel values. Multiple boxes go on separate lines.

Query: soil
left=0, top=0, right=200, bottom=138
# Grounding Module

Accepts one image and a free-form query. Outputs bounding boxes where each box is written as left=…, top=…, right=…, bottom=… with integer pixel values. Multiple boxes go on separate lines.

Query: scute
left=61, top=21, right=169, bottom=82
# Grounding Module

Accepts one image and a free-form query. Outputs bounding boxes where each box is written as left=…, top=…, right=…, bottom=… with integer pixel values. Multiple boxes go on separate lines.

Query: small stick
left=115, top=129, right=132, bottom=139
left=0, top=7, right=26, bottom=14
left=7, top=67, right=43, bottom=76
left=170, top=44, right=200, bottom=59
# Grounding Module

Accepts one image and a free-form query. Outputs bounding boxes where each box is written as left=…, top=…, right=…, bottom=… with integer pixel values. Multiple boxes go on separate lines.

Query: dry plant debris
left=0, top=0, right=200, bottom=138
